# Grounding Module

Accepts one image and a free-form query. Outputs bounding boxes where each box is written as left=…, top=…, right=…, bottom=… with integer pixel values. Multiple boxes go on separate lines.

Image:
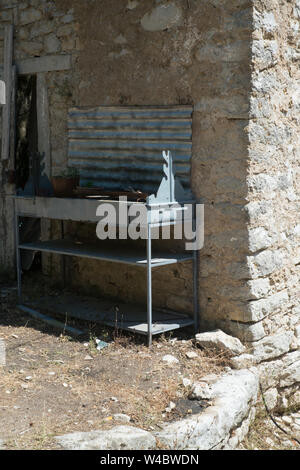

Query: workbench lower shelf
left=19, top=239, right=193, bottom=267
left=19, top=294, right=194, bottom=336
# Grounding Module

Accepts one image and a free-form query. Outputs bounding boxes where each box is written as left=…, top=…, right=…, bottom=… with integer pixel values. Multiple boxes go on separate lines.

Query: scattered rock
left=165, top=401, right=176, bottom=413
left=21, top=384, right=28, bottom=389
left=55, top=425, right=156, bottom=450
left=231, top=354, right=257, bottom=369
left=182, top=378, right=192, bottom=388
left=84, top=355, right=93, bottom=361
left=0, top=338, right=5, bottom=366
left=263, top=388, right=278, bottom=411
left=189, top=382, right=213, bottom=400
left=195, top=329, right=246, bottom=356
left=110, top=396, right=118, bottom=402
left=265, top=437, right=275, bottom=446
left=162, top=354, right=179, bottom=365
left=281, top=416, right=292, bottom=425
left=185, top=351, right=198, bottom=359
left=113, top=414, right=131, bottom=423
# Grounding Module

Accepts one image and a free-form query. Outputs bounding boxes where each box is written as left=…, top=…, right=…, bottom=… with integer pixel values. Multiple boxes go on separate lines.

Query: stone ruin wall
left=55, top=0, right=254, bottom=322
left=245, top=0, right=300, bottom=410
left=0, top=0, right=299, bottom=409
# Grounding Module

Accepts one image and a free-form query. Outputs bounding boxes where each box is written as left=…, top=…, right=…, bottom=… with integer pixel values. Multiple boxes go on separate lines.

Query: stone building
left=0, top=1, right=299, bottom=409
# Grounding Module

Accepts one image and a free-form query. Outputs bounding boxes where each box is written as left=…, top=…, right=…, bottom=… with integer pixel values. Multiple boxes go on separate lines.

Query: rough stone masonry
left=0, top=1, right=299, bottom=412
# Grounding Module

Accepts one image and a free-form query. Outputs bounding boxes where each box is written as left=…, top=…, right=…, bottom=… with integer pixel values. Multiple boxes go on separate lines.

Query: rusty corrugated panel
left=68, top=106, right=193, bottom=192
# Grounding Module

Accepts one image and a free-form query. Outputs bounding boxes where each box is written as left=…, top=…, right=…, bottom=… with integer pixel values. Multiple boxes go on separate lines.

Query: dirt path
left=0, top=283, right=227, bottom=450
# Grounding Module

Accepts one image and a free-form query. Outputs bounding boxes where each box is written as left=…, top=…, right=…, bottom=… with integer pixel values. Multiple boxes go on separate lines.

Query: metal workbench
left=14, top=152, right=199, bottom=346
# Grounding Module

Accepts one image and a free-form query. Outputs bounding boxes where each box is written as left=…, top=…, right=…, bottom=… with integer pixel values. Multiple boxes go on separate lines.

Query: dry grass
left=0, top=277, right=229, bottom=450
left=240, top=408, right=300, bottom=450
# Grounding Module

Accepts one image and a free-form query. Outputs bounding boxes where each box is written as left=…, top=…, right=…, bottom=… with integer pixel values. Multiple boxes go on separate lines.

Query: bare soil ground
left=240, top=409, right=300, bottom=450
left=0, top=275, right=228, bottom=450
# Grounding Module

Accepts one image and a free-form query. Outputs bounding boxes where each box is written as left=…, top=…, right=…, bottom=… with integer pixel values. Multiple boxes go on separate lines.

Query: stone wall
left=0, top=0, right=78, bottom=275
left=243, top=0, right=300, bottom=410
left=0, top=0, right=299, bottom=390
left=54, top=0, right=254, bottom=317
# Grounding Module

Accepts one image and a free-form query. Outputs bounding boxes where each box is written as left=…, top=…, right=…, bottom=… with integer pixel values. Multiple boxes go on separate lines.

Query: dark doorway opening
left=15, top=75, right=38, bottom=190
left=15, top=75, right=41, bottom=271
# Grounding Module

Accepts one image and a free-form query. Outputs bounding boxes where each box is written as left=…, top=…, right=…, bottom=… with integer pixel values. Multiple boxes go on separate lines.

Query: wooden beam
left=0, top=80, right=5, bottom=104
left=9, top=65, right=16, bottom=173
left=17, top=54, right=72, bottom=75
left=1, top=24, right=13, bottom=161
left=37, top=72, right=51, bottom=177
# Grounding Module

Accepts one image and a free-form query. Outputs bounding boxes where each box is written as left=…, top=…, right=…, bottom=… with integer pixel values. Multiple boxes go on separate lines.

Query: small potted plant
left=51, top=168, right=80, bottom=197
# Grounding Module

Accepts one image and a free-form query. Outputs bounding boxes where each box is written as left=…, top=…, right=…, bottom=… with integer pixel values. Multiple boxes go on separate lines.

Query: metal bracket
left=147, top=150, right=192, bottom=205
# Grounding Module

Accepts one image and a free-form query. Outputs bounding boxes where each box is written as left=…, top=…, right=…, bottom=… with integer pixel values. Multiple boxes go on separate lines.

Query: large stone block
left=229, top=320, right=266, bottom=342
left=19, top=7, right=42, bottom=25
left=252, top=39, right=278, bottom=70
left=141, top=3, right=182, bottom=31
left=195, top=329, right=246, bottom=356
left=252, top=331, right=294, bottom=362
left=231, top=291, right=289, bottom=323
left=44, top=34, right=61, bottom=53
left=55, top=426, right=156, bottom=450
left=155, top=370, right=258, bottom=450
left=248, top=249, right=284, bottom=278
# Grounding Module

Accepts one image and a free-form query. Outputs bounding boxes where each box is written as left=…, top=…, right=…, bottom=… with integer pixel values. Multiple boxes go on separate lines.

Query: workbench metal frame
left=14, top=196, right=199, bottom=346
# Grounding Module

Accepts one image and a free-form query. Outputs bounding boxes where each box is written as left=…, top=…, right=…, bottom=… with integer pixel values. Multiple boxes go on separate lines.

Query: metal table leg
left=14, top=205, right=22, bottom=302
left=193, top=203, right=199, bottom=333
left=147, top=222, right=152, bottom=346
left=193, top=248, right=199, bottom=333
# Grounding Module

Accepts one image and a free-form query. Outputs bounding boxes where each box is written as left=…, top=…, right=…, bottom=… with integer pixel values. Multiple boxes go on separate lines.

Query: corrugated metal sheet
left=68, top=106, right=193, bottom=193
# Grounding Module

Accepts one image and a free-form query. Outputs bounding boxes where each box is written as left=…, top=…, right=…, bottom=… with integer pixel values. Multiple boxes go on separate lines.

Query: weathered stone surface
left=0, top=0, right=299, bottom=383
left=127, top=0, right=139, bottom=10
left=141, top=3, right=182, bottom=32
left=0, top=338, right=5, bottom=366
left=279, top=358, right=300, bottom=388
left=247, top=278, right=271, bottom=300
left=255, top=350, right=300, bottom=390
left=44, top=34, right=61, bottom=54
left=155, top=370, right=258, bottom=450
left=162, top=354, right=179, bottom=365
left=19, top=8, right=42, bottom=25
left=189, top=381, right=213, bottom=400
left=248, top=227, right=274, bottom=253
left=230, top=354, right=257, bottom=370
left=252, top=331, right=294, bottom=362
left=229, top=320, right=266, bottom=343
left=263, top=388, right=278, bottom=411
left=113, top=413, right=131, bottom=423
left=20, top=40, right=43, bottom=55
left=30, top=21, right=53, bottom=38
left=195, top=330, right=246, bottom=356
left=248, top=249, right=284, bottom=278
left=245, top=291, right=289, bottom=322
left=55, top=425, right=156, bottom=450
